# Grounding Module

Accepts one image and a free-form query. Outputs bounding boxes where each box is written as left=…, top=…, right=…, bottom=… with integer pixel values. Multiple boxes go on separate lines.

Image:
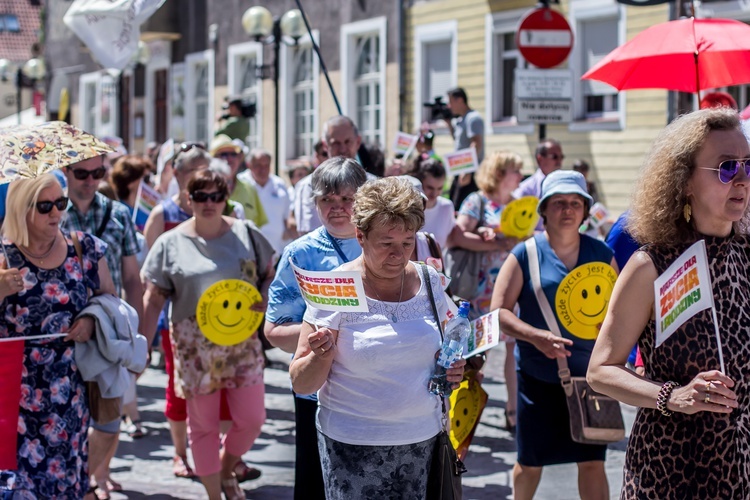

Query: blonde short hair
left=3, top=174, right=62, bottom=247
left=628, top=107, right=747, bottom=246
left=352, top=177, right=425, bottom=235
left=475, top=151, right=523, bottom=194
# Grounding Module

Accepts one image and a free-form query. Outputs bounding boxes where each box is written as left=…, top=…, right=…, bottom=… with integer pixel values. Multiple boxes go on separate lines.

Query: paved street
left=107, top=346, right=635, bottom=499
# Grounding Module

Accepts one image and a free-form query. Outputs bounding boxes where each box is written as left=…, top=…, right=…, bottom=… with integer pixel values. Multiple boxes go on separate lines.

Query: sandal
left=173, top=455, right=196, bottom=479
left=233, top=461, right=262, bottom=483
left=220, top=474, right=245, bottom=500
left=125, top=420, right=148, bottom=439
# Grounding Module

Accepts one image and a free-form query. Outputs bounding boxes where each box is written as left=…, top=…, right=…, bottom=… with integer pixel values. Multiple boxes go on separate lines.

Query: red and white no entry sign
left=516, top=7, right=574, bottom=69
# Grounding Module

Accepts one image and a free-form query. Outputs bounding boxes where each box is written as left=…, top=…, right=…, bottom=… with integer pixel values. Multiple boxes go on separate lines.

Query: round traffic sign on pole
left=516, top=7, right=574, bottom=69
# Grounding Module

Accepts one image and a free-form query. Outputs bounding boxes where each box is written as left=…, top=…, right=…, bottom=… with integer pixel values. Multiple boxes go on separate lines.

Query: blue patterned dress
left=0, top=231, right=105, bottom=499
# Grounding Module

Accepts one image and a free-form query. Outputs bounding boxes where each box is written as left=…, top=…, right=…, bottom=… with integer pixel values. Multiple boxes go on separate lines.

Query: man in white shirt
left=294, top=115, right=363, bottom=234
left=239, top=148, right=292, bottom=258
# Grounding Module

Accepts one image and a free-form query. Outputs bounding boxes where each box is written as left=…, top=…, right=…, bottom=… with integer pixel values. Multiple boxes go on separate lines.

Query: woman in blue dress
left=0, top=174, right=115, bottom=499
left=490, top=170, right=618, bottom=500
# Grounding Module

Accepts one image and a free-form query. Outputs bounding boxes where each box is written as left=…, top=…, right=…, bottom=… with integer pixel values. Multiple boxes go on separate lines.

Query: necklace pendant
left=391, top=314, right=398, bottom=323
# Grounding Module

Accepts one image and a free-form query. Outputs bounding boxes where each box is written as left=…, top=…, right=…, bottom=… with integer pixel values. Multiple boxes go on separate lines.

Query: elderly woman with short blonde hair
left=289, top=177, right=465, bottom=500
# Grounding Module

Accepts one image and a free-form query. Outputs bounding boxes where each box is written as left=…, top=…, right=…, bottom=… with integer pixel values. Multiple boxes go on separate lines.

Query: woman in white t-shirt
left=289, top=178, right=466, bottom=500
left=409, top=156, right=455, bottom=248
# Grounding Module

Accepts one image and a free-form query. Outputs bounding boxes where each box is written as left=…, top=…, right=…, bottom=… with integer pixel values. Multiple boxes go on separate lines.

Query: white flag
left=63, top=0, right=166, bottom=70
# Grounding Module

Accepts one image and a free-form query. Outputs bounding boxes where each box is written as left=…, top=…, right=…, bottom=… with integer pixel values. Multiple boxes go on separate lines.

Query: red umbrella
left=582, top=17, right=750, bottom=94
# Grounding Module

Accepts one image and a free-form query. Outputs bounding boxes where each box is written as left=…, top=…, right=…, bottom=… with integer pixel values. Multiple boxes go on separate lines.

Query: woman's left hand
left=445, top=357, right=467, bottom=389
left=65, top=316, right=95, bottom=343
left=250, top=295, right=268, bottom=313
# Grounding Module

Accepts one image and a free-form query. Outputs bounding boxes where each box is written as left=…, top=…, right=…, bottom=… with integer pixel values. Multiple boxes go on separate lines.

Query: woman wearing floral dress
left=0, top=174, right=115, bottom=499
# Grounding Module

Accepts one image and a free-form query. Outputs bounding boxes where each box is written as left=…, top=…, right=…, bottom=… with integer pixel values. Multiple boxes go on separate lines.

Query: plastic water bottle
left=429, top=301, right=471, bottom=396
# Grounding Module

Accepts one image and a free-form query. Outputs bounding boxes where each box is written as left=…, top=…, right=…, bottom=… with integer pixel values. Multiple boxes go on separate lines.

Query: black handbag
left=421, top=264, right=466, bottom=499
left=525, top=238, right=625, bottom=446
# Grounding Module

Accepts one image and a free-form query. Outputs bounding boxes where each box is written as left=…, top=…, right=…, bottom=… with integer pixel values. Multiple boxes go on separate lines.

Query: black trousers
left=294, top=395, right=326, bottom=500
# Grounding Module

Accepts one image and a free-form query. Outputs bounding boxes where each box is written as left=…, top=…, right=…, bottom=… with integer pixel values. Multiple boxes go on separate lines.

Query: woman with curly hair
left=588, top=107, right=750, bottom=498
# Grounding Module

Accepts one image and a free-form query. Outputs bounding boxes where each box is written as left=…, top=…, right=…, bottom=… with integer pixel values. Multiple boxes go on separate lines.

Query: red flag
left=0, top=339, right=24, bottom=470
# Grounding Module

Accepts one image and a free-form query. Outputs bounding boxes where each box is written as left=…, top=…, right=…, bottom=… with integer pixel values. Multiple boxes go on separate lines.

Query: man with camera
left=215, top=95, right=253, bottom=142
left=444, top=87, right=484, bottom=210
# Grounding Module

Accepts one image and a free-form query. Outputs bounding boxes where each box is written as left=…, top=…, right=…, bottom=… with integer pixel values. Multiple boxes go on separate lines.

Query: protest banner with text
left=290, top=260, right=369, bottom=312
left=444, top=147, right=479, bottom=177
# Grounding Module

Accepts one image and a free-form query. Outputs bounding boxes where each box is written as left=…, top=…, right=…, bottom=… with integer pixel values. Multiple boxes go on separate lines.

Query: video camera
left=423, top=96, right=453, bottom=122
left=221, top=96, right=257, bottom=120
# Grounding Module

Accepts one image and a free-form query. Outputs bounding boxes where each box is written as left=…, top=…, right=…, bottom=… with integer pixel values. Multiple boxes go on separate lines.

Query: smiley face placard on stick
left=196, top=279, right=264, bottom=346
left=555, top=263, right=617, bottom=340
left=499, top=196, right=540, bottom=238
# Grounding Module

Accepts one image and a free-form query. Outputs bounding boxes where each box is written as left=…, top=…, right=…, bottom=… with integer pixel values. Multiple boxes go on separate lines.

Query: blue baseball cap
left=538, top=169, right=593, bottom=215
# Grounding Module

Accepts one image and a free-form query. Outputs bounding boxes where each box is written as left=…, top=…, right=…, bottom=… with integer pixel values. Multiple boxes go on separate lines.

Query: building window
left=422, top=41, right=452, bottom=123
left=579, top=17, right=619, bottom=118
left=496, top=32, right=521, bottom=121
left=0, top=14, right=20, bottom=33
left=194, top=63, right=209, bottom=143
left=341, top=17, right=386, bottom=147
left=292, top=46, right=315, bottom=157
left=238, top=54, right=259, bottom=149
left=413, top=21, right=457, bottom=131
left=354, top=34, right=382, bottom=146
left=185, top=50, right=214, bottom=143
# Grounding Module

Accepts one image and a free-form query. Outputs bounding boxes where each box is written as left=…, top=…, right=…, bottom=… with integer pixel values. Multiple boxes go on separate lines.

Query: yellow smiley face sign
left=449, top=377, right=488, bottom=461
left=196, top=279, right=264, bottom=346
left=499, top=196, right=540, bottom=238
left=555, top=263, right=617, bottom=340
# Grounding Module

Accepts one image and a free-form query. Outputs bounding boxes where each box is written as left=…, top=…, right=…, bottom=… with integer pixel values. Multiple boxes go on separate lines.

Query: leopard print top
left=622, top=234, right=750, bottom=499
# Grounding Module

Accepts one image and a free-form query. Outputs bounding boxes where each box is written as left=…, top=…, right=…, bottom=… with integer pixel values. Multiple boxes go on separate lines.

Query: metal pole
left=273, top=20, right=282, bottom=175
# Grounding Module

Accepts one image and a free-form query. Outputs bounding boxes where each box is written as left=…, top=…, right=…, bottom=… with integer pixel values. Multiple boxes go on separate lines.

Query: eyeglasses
left=69, top=167, right=106, bottom=180
left=543, top=153, right=565, bottom=161
left=699, top=159, right=750, bottom=184
left=217, top=151, right=239, bottom=159
left=36, top=196, right=68, bottom=215
left=190, top=191, right=227, bottom=203
left=180, top=142, right=206, bottom=154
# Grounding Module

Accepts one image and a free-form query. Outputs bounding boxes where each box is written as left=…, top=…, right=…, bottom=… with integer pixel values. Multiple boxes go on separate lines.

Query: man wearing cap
left=238, top=148, right=292, bottom=258
left=215, top=96, right=250, bottom=142
left=210, top=134, right=268, bottom=228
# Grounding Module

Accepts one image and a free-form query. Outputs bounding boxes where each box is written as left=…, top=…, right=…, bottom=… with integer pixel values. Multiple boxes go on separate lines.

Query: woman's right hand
left=668, top=370, right=738, bottom=415
left=0, top=268, right=24, bottom=298
left=307, top=327, right=335, bottom=358
left=530, top=329, right=573, bottom=359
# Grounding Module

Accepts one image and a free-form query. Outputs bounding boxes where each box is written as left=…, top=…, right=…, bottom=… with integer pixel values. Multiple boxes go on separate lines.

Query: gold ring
left=320, top=347, right=326, bottom=353
left=704, top=392, right=711, bottom=404
left=706, top=382, right=711, bottom=392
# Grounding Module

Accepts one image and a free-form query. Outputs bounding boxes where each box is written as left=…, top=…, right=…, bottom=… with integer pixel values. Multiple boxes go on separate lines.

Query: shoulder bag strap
left=95, top=198, right=113, bottom=239
left=420, top=262, right=444, bottom=342
left=244, top=222, right=267, bottom=282
left=423, top=232, right=442, bottom=261
left=524, top=237, right=573, bottom=395
left=324, top=229, right=350, bottom=264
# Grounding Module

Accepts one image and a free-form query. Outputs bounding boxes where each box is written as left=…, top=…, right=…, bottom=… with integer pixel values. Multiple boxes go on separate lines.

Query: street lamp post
left=242, top=6, right=305, bottom=171
left=0, top=57, right=46, bottom=125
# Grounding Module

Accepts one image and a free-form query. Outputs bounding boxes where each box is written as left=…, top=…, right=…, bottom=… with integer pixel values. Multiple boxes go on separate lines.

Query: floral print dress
left=458, top=191, right=511, bottom=315
left=0, top=232, right=105, bottom=499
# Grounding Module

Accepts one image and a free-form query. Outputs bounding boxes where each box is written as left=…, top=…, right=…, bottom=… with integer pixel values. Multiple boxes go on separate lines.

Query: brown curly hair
left=627, top=107, right=748, bottom=246
left=352, top=177, right=425, bottom=235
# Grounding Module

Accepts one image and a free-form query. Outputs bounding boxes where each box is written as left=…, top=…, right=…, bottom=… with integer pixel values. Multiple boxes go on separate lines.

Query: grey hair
left=208, top=157, right=232, bottom=178
left=175, top=147, right=211, bottom=173
left=322, top=115, right=360, bottom=141
left=248, top=148, right=272, bottom=162
left=311, top=157, right=367, bottom=201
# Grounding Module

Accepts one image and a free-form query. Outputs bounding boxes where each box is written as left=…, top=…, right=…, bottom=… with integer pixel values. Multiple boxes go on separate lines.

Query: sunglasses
left=69, top=167, right=106, bottom=180
left=543, top=153, right=565, bottom=161
left=190, top=191, right=227, bottom=203
left=699, top=159, right=750, bottom=184
left=217, top=151, right=239, bottom=159
left=36, top=196, right=68, bottom=215
left=180, top=142, right=206, bottom=153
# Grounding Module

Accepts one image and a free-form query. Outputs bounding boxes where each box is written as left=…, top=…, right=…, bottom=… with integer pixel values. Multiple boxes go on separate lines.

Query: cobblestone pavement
left=106, top=346, right=635, bottom=499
